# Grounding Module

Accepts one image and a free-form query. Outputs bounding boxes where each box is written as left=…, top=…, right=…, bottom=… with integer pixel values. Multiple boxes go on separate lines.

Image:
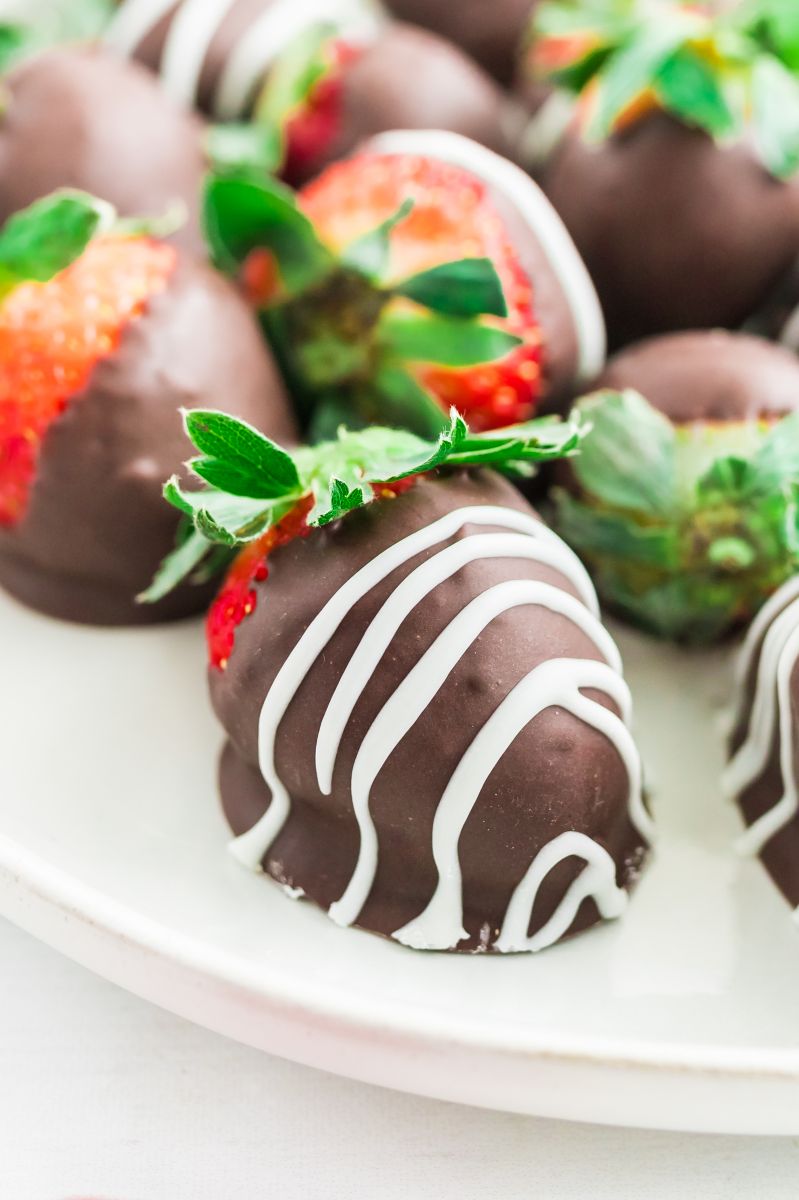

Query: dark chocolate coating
left=730, top=594, right=799, bottom=910
left=384, top=0, right=536, bottom=84
left=211, top=470, right=646, bottom=951
left=0, top=46, right=206, bottom=256
left=595, top=330, right=799, bottom=424
left=542, top=114, right=799, bottom=348
left=305, top=24, right=517, bottom=180
left=0, top=255, right=297, bottom=625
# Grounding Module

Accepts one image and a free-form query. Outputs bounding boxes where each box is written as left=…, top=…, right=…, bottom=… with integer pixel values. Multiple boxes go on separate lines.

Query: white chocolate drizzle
left=104, top=0, right=178, bottom=55
left=724, top=578, right=799, bottom=855
left=231, top=502, right=648, bottom=952
left=215, top=0, right=382, bottom=120
left=106, top=0, right=384, bottom=117
left=366, top=129, right=607, bottom=384
left=159, top=0, right=238, bottom=107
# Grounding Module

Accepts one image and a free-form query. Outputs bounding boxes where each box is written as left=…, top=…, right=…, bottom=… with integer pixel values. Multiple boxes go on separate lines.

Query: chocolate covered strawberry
left=106, top=1, right=518, bottom=180
left=0, top=45, right=207, bottom=256
left=553, top=330, right=799, bottom=643
left=205, top=131, right=605, bottom=438
left=140, top=407, right=651, bottom=959
left=522, top=0, right=799, bottom=346
left=0, top=191, right=295, bottom=625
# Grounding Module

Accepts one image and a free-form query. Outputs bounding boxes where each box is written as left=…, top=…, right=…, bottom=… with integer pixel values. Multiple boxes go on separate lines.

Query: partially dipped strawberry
left=553, top=330, right=799, bottom=643
left=0, top=192, right=296, bottom=625
left=205, top=131, right=605, bottom=438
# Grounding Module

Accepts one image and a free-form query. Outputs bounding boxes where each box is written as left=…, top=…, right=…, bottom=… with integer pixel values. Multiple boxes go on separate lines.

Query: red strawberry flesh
left=283, top=40, right=364, bottom=184
left=298, top=152, right=544, bottom=430
left=0, top=236, right=176, bottom=526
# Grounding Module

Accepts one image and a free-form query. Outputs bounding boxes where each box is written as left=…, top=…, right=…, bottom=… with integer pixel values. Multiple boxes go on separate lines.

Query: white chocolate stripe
left=104, top=0, right=178, bottom=54
left=496, top=833, right=627, bottom=953
left=392, top=659, right=643, bottom=949
left=214, top=0, right=328, bottom=119
left=515, top=91, right=576, bottom=174
left=366, top=129, right=607, bottom=383
left=160, top=0, right=238, bottom=107
left=733, top=576, right=799, bottom=702
left=214, top=0, right=382, bottom=119
left=730, top=617, right=799, bottom=855
left=326, top=584, right=628, bottom=932
left=314, top=530, right=605, bottom=795
left=724, top=597, right=799, bottom=797
left=229, top=505, right=592, bottom=869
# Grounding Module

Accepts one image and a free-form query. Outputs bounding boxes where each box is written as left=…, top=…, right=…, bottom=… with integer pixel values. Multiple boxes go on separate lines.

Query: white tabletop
left=2, top=916, right=798, bottom=1200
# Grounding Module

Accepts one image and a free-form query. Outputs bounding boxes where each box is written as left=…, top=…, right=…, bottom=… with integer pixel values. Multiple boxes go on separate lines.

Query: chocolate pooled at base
left=0, top=46, right=208, bottom=257
left=0, top=256, right=296, bottom=625
left=210, top=470, right=650, bottom=952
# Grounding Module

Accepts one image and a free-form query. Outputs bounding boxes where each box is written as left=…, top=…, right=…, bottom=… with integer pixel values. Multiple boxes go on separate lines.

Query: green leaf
left=739, top=0, right=799, bottom=70
left=206, top=122, right=283, bottom=180
left=162, top=475, right=291, bottom=537
left=553, top=395, right=799, bottom=643
left=0, top=190, right=113, bottom=299
left=654, top=46, right=735, bottom=137
left=751, top=54, right=799, bottom=178
left=146, top=409, right=587, bottom=601
left=395, top=257, right=508, bottom=318
left=0, top=24, right=29, bottom=72
left=379, top=312, right=523, bottom=368
left=371, top=365, right=451, bottom=439
left=137, top=524, right=213, bottom=604
left=586, top=13, right=698, bottom=140
left=571, top=389, right=678, bottom=516
left=203, top=175, right=332, bottom=293
left=255, top=21, right=336, bottom=131
left=749, top=411, right=799, bottom=491
left=342, top=199, right=414, bottom=280
left=183, top=409, right=301, bottom=496
left=0, top=1, right=115, bottom=72
left=553, top=487, right=680, bottom=568
left=315, top=477, right=366, bottom=526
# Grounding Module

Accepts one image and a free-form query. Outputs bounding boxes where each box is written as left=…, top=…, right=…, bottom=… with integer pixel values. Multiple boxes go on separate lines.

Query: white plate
left=2, top=588, right=799, bottom=1135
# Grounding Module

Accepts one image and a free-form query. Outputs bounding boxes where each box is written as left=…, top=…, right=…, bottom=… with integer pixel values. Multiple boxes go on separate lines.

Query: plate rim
left=3, top=826, right=799, bottom=1084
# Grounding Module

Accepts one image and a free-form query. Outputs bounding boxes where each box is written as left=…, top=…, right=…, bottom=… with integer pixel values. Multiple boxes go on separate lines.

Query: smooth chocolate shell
left=542, top=114, right=799, bottom=348
left=0, top=46, right=207, bottom=256
left=595, top=330, right=799, bottom=424
left=211, top=469, right=646, bottom=950
left=0, top=255, right=297, bottom=625
left=383, top=0, right=536, bottom=84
